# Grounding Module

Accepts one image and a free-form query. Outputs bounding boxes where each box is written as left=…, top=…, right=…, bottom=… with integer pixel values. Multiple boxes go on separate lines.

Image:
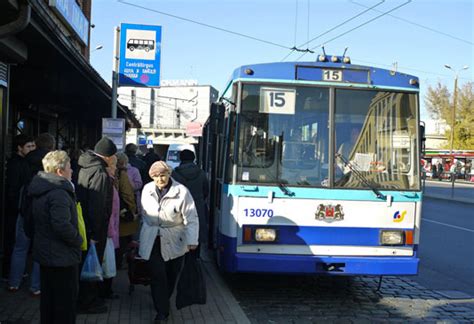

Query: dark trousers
left=149, top=237, right=183, bottom=316
left=2, top=209, right=18, bottom=278
left=116, top=235, right=133, bottom=269
left=40, top=264, right=78, bottom=324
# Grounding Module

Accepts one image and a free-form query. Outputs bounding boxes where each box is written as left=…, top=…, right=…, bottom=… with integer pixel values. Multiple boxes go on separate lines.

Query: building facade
left=119, top=81, right=218, bottom=145
left=0, top=0, right=138, bottom=272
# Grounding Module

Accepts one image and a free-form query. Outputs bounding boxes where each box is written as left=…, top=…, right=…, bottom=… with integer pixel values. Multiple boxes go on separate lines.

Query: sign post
left=111, top=26, right=121, bottom=118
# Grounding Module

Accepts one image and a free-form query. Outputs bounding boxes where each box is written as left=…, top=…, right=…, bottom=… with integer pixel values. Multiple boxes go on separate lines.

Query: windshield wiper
left=335, top=153, right=386, bottom=200
left=278, top=181, right=294, bottom=196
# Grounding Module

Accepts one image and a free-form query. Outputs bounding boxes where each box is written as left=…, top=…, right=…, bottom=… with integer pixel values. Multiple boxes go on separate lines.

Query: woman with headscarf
left=139, top=161, right=198, bottom=322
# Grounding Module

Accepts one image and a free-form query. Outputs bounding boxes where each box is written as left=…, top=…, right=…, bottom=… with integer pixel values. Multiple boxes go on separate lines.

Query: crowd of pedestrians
left=2, top=134, right=208, bottom=323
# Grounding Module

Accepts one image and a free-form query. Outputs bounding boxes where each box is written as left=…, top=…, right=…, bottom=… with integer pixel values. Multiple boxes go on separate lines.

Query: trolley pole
left=111, top=26, right=120, bottom=118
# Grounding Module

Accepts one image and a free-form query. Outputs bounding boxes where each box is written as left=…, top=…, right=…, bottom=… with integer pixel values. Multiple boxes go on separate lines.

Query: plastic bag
left=80, top=242, right=103, bottom=282
left=76, top=202, right=88, bottom=251
left=102, top=237, right=117, bottom=279
left=176, top=250, right=206, bottom=309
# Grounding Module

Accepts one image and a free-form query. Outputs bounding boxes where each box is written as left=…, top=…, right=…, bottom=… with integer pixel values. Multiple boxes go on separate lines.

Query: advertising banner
left=118, top=23, right=161, bottom=87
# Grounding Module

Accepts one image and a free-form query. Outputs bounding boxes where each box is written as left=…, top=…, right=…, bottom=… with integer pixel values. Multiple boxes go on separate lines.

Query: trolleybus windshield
left=236, top=84, right=420, bottom=190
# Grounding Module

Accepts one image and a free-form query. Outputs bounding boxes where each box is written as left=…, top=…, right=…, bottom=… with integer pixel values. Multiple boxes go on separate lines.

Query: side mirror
left=419, top=122, right=426, bottom=154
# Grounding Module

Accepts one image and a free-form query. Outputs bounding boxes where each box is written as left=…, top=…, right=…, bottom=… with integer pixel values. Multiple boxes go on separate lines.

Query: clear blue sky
left=90, top=0, right=473, bottom=124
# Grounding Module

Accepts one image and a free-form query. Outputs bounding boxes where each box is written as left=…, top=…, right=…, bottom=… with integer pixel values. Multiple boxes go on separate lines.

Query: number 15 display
left=260, top=87, right=296, bottom=114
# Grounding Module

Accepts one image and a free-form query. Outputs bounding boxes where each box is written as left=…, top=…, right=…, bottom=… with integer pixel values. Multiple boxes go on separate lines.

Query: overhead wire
left=117, top=0, right=289, bottom=50
left=281, top=0, right=385, bottom=62
left=350, top=0, right=473, bottom=46
left=295, top=0, right=411, bottom=61
left=352, top=58, right=473, bottom=81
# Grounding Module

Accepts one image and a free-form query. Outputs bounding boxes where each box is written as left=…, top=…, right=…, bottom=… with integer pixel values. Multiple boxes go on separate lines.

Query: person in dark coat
left=30, top=150, right=82, bottom=324
left=172, top=149, right=209, bottom=255
left=143, top=146, right=161, bottom=183
left=7, top=133, right=54, bottom=289
left=431, top=163, right=437, bottom=180
left=125, top=143, right=147, bottom=183
left=437, top=162, right=444, bottom=181
left=2, top=134, right=35, bottom=279
left=76, top=137, right=116, bottom=313
left=26, top=133, right=56, bottom=182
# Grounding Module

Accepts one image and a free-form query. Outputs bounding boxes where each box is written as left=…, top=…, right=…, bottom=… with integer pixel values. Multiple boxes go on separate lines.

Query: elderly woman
left=140, top=161, right=198, bottom=322
left=29, top=150, right=82, bottom=324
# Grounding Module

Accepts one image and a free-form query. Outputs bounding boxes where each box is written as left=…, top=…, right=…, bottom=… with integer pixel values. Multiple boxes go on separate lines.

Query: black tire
left=129, top=46, right=135, bottom=51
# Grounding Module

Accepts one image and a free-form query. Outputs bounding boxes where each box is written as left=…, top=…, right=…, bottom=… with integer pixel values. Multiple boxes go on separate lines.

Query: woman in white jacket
left=139, top=161, right=199, bottom=322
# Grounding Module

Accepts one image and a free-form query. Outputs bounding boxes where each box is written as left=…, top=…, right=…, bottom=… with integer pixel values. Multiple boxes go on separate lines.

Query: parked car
left=166, top=144, right=195, bottom=169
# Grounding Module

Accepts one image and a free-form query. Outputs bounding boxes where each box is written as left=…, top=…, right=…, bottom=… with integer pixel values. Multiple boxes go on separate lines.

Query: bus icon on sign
left=127, top=39, right=155, bottom=52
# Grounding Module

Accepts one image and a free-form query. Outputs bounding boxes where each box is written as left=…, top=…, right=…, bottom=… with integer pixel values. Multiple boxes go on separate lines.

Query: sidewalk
left=0, top=252, right=250, bottom=324
left=423, top=179, right=474, bottom=204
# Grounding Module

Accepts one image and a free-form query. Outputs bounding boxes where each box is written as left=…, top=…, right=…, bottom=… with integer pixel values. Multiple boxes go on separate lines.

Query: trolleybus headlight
left=380, top=230, right=404, bottom=245
left=255, top=228, right=277, bottom=242
left=331, top=55, right=339, bottom=62
left=343, top=56, right=351, bottom=64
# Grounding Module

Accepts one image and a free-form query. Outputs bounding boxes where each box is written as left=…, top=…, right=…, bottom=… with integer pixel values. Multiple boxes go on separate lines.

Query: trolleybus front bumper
left=223, top=253, right=419, bottom=275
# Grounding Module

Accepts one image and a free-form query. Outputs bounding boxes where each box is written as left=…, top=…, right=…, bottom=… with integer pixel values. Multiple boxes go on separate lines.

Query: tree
left=424, top=82, right=474, bottom=150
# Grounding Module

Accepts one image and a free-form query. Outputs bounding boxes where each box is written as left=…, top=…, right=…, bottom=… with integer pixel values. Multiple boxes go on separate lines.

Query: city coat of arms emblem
left=315, top=204, right=344, bottom=222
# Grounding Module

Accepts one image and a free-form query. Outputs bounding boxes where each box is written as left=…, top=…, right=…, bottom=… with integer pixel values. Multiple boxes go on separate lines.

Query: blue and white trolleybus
left=200, top=55, right=422, bottom=276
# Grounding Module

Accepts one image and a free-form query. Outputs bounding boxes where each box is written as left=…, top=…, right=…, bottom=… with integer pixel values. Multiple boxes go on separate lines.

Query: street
left=222, top=182, right=474, bottom=323
left=1, top=182, right=473, bottom=323
left=414, top=182, right=474, bottom=296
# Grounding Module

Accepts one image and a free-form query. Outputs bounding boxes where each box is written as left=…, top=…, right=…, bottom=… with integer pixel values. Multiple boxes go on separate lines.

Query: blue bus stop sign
left=118, top=23, right=161, bottom=87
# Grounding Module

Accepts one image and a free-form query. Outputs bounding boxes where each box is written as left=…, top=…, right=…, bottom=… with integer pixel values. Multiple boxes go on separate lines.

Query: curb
left=202, top=259, right=251, bottom=324
left=425, top=179, right=474, bottom=186
left=423, top=193, right=474, bottom=205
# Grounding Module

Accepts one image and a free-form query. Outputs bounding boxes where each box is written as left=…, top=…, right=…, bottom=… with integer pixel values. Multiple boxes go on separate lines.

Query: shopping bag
left=76, top=202, right=88, bottom=251
left=102, top=237, right=117, bottom=279
left=176, top=251, right=206, bottom=309
left=80, top=242, right=103, bottom=282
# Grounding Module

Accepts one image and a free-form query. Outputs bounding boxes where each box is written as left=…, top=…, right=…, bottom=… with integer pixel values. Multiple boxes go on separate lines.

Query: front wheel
left=129, top=46, right=135, bottom=51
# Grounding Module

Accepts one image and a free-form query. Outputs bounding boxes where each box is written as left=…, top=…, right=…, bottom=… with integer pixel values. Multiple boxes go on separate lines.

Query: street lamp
left=444, top=64, right=469, bottom=155
left=91, top=45, right=103, bottom=53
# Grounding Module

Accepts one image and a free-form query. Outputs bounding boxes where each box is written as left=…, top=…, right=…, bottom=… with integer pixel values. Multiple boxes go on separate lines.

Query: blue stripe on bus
left=219, top=234, right=419, bottom=275
left=230, top=62, right=419, bottom=90
left=231, top=78, right=419, bottom=92
left=223, top=184, right=422, bottom=202
left=242, top=225, right=413, bottom=246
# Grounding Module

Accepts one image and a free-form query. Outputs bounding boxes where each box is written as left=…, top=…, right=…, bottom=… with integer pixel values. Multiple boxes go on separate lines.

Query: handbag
left=76, top=202, right=88, bottom=251
left=80, top=242, right=104, bottom=282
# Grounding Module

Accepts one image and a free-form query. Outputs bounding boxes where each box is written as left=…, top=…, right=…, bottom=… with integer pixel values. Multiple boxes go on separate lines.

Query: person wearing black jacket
left=2, top=134, right=35, bottom=279
left=26, top=133, right=56, bottom=182
left=172, top=149, right=209, bottom=256
left=30, top=150, right=82, bottom=324
left=76, top=137, right=116, bottom=314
